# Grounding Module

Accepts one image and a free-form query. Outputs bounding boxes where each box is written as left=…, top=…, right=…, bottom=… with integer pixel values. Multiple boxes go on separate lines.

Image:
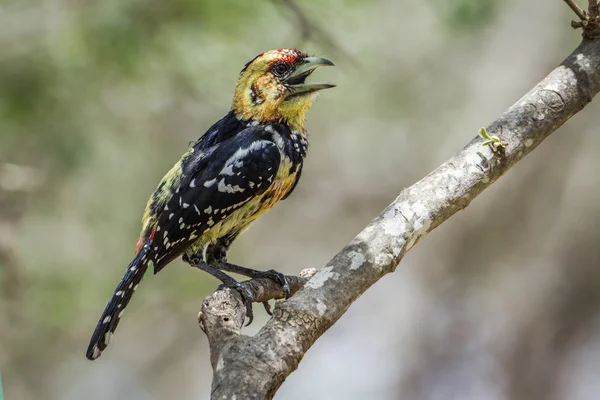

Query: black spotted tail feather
left=86, top=243, right=151, bottom=360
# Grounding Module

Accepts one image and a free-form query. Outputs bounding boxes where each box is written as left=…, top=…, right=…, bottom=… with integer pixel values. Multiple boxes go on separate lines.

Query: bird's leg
left=183, top=254, right=254, bottom=326
left=204, top=238, right=291, bottom=315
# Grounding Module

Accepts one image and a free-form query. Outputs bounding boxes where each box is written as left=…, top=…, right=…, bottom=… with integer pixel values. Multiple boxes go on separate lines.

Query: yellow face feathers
left=232, top=49, right=335, bottom=131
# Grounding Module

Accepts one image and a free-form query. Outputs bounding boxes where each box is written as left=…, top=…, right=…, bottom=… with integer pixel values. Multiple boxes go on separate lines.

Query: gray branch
left=198, top=34, right=600, bottom=400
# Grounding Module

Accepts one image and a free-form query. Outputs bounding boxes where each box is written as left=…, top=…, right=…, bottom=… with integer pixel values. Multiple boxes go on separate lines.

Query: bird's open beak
left=285, top=57, right=335, bottom=99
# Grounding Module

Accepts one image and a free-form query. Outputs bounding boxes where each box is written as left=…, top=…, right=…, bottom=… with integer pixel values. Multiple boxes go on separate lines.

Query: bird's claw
left=257, top=269, right=291, bottom=299
left=217, top=280, right=254, bottom=326
left=262, top=301, right=273, bottom=315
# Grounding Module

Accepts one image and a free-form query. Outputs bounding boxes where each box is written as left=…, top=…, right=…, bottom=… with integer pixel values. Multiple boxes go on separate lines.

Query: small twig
left=565, top=0, right=600, bottom=38
left=565, top=0, right=587, bottom=20
left=589, top=0, right=599, bottom=19
left=272, top=0, right=358, bottom=68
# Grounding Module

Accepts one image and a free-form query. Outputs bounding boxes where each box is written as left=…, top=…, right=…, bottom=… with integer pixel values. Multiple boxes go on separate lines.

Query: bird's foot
left=262, top=301, right=273, bottom=316
left=211, top=261, right=291, bottom=316
left=254, top=269, right=290, bottom=315
left=217, top=279, right=254, bottom=326
left=254, top=269, right=291, bottom=299
left=215, top=262, right=291, bottom=300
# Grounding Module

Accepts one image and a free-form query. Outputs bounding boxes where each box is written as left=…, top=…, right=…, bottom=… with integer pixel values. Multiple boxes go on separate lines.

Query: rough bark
left=199, top=22, right=600, bottom=400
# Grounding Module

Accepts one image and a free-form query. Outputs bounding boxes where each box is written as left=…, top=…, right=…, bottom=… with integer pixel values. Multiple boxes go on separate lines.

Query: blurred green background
left=2, top=0, right=600, bottom=399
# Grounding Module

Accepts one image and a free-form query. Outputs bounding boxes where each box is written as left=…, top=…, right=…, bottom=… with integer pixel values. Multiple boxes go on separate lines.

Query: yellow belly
left=186, top=161, right=298, bottom=257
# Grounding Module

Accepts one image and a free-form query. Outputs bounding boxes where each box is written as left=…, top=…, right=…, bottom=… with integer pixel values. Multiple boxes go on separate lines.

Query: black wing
left=149, top=126, right=281, bottom=273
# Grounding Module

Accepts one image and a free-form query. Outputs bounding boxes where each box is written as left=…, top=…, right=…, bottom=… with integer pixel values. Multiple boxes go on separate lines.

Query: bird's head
left=232, top=49, right=335, bottom=131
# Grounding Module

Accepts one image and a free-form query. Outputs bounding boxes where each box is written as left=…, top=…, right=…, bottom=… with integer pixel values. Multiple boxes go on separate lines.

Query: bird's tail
left=86, top=242, right=152, bottom=360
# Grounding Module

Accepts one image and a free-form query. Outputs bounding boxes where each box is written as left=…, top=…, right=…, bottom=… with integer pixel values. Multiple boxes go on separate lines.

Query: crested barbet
left=86, top=49, right=335, bottom=360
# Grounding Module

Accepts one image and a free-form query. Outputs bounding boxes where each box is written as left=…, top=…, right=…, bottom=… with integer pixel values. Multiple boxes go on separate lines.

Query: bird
left=86, top=48, right=335, bottom=360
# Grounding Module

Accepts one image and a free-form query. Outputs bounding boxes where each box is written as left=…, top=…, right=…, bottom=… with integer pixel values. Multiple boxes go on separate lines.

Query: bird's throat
left=232, top=87, right=313, bottom=131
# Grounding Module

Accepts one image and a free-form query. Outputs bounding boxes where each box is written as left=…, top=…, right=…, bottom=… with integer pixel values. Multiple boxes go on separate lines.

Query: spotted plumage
left=87, top=49, right=334, bottom=360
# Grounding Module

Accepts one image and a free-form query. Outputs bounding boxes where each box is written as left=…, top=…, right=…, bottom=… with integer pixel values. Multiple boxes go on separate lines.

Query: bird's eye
left=271, top=62, right=291, bottom=77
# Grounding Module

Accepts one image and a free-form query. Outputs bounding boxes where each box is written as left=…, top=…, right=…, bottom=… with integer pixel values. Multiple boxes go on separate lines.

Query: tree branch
left=199, top=28, right=600, bottom=400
